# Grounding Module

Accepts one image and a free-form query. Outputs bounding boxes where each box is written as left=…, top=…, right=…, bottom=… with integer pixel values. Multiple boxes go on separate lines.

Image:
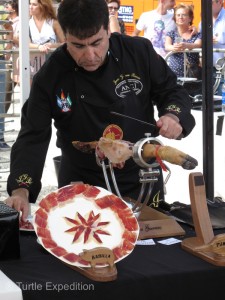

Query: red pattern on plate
left=34, top=184, right=139, bottom=268
left=35, top=214, right=47, bottom=228
left=113, top=246, right=126, bottom=260
left=63, top=253, right=80, bottom=263
left=122, top=230, right=137, bottom=244
left=35, top=208, right=48, bottom=220
left=36, top=227, right=52, bottom=239
left=51, top=246, right=67, bottom=257
left=39, top=192, right=58, bottom=212
left=82, top=185, right=101, bottom=198
left=57, top=184, right=88, bottom=202
left=41, top=238, right=57, bottom=249
left=95, top=195, right=115, bottom=209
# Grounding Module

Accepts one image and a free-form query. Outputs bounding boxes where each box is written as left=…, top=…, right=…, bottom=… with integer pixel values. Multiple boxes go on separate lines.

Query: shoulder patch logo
left=56, top=90, right=72, bottom=112
left=16, top=174, right=33, bottom=187
left=166, top=105, right=181, bottom=114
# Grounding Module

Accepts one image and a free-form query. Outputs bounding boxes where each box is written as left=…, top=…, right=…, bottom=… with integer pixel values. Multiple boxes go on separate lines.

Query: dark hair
left=106, top=0, right=120, bottom=9
left=57, top=0, right=109, bottom=39
left=5, top=0, right=18, bottom=14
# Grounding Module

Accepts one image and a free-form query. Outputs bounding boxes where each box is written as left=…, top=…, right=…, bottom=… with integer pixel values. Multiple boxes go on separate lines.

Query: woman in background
left=106, top=0, right=126, bottom=34
left=165, top=4, right=201, bottom=77
left=29, top=0, right=65, bottom=54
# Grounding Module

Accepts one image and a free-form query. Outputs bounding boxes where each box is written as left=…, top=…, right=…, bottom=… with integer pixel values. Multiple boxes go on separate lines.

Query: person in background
left=199, top=0, right=225, bottom=95
left=106, top=0, right=126, bottom=34
left=132, top=0, right=176, bottom=57
left=5, top=0, right=195, bottom=221
left=5, top=0, right=19, bottom=48
left=29, top=0, right=65, bottom=54
left=4, top=0, right=19, bottom=114
left=0, top=2, right=12, bottom=150
left=165, top=4, right=202, bottom=77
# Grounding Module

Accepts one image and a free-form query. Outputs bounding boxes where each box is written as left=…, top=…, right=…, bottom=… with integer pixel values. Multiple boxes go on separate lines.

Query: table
left=1, top=226, right=225, bottom=300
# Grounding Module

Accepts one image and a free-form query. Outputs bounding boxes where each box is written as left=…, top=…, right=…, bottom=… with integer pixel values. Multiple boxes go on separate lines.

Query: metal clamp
left=133, top=137, right=163, bottom=168
left=96, top=135, right=171, bottom=217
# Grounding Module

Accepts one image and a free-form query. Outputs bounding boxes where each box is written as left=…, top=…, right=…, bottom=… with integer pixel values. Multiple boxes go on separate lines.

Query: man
left=132, top=0, right=176, bottom=57
left=199, top=0, right=225, bottom=95
left=5, top=0, right=195, bottom=221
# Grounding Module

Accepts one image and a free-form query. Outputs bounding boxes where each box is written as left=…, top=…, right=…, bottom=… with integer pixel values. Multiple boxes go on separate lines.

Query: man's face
left=212, top=0, right=222, bottom=15
left=65, top=26, right=111, bottom=72
left=165, top=0, right=176, bottom=10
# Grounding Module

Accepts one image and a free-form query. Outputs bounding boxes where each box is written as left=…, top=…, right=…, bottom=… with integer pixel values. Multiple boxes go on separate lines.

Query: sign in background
left=118, top=5, right=133, bottom=24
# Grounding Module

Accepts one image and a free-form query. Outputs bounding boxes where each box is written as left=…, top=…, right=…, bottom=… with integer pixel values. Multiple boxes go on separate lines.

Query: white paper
left=157, top=238, right=181, bottom=245
left=136, top=239, right=155, bottom=245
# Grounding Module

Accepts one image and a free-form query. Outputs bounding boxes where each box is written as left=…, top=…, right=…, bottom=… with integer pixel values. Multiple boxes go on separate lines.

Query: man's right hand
left=5, top=188, right=30, bottom=222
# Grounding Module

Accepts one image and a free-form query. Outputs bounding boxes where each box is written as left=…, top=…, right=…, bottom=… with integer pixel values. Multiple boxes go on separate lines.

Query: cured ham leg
left=141, top=143, right=197, bottom=170
left=72, top=137, right=198, bottom=170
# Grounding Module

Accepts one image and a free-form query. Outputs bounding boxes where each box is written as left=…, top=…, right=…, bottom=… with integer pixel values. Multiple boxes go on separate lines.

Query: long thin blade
left=110, top=111, right=156, bottom=128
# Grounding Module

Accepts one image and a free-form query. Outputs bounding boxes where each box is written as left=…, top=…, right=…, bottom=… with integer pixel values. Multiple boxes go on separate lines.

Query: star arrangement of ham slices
left=33, top=183, right=139, bottom=268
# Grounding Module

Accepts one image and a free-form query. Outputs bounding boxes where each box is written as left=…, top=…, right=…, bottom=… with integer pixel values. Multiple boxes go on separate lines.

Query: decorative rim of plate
left=33, top=183, right=139, bottom=268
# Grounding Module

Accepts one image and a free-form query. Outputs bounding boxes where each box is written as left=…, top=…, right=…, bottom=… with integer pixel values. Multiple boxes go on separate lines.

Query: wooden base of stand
left=64, top=263, right=117, bottom=282
left=137, top=204, right=185, bottom=239
left=182, top=235, right=225, bottom=266
left=182, top=172, right=225, bottom=266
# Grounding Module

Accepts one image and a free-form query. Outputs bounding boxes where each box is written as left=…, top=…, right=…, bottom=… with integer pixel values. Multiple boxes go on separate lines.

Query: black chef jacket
left=7, top=33, right=195, bottom=203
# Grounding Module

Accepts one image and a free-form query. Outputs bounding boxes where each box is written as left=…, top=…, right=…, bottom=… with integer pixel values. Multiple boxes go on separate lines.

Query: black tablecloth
left=1, top=226, right=225, bottom=300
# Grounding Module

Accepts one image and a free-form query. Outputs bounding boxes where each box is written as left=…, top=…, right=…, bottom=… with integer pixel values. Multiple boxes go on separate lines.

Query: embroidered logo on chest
left=113, top=73, right=143, bottom=98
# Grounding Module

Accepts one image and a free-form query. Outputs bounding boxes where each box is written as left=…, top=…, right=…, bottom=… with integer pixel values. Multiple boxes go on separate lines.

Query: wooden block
left=64, top=262, right=117, bottom=282
left=137, top=203, right=185, bottom=239
left=182, top=172, right=225, bottom=266
left=139, top=218, right=185, bottom=239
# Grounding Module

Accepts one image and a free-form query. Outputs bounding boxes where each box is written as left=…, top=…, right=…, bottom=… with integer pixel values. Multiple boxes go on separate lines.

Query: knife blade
left=110, top=111, right=157, bottom=129
left=110, top=111, right=183, bottom=139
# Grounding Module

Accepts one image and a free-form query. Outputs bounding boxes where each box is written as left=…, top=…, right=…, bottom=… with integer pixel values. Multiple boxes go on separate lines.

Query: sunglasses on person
left=175, top=13, right=188, bottom=17
left=108, top=6, right=119, bottom=11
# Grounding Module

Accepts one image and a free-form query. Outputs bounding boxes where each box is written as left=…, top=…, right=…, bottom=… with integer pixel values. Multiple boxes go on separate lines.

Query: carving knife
left=110, top=111, right=157, bottom=129
left=110, top=111, right=183, bottom=139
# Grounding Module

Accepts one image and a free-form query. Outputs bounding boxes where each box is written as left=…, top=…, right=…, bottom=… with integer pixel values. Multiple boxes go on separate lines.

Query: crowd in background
left=132, top=0, right=225, bottom=91
left=0, top=0, right=225, bottom=151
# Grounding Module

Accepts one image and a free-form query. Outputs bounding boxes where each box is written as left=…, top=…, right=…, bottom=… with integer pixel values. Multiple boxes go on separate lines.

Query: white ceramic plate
left=33, top=184, right=139, bottom=268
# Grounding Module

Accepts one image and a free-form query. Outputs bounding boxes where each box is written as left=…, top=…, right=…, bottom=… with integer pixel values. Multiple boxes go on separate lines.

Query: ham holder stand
left=96, top=134, right=185, bottom=240
left=67, top=134, right=185, bottom=283
left=182, top=172, right=225, bottom=266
